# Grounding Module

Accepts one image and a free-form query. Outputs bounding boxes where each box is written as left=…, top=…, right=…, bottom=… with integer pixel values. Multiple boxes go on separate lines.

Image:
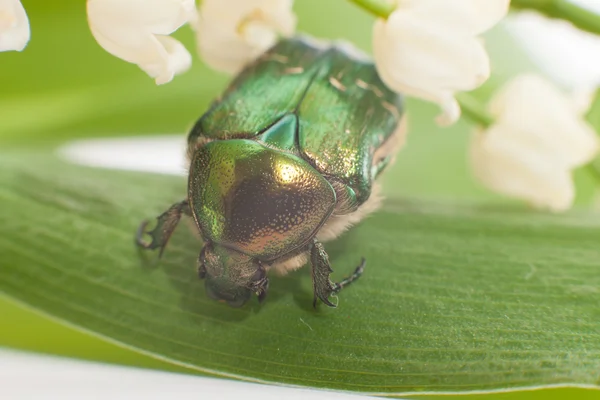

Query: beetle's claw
left=254, top=277, right=269, bottom=304
left=135, top=219, right=155, bottom=249
left=136, top=219, right=167, bottom=257
left=312, top=278, right=337, bottom=308
left=312, top=257, right=366, bottom=308
left=314, top=291, right=337, bottom=308
left=257, top=289, right=268, bottom=303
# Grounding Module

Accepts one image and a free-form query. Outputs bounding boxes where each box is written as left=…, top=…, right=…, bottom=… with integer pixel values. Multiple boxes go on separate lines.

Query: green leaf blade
left=1, top=152, right=599, bottom=395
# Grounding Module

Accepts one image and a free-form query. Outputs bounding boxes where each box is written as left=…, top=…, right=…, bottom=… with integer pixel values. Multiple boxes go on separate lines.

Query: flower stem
left=511, top=0, right=600, bottom=36
left=346, top=0, right=394, bottom=19
left=455, top=93, right=494, bottom=128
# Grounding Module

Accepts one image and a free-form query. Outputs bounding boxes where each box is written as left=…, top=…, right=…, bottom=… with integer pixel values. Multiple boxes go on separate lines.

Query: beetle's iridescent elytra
left=137, top=37, right=405, bottom=308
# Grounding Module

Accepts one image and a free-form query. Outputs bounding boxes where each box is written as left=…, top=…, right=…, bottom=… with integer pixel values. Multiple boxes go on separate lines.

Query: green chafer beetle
left=136, top=37, right=405, bottom=308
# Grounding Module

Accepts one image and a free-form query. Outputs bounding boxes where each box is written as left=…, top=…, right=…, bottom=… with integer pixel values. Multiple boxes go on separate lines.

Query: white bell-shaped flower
left=470, top=74, right=600, bottom=212
left=373, top=0, right=509, bottom=126
left=195, top=0, right=296, bottom=74
left=87, top=0, right=196, bottom=84
left=0, top=0, right=29, bottom=52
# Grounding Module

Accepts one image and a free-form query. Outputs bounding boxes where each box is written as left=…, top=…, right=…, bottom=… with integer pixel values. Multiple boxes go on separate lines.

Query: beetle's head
left=200, top=243, right=261, bottom=307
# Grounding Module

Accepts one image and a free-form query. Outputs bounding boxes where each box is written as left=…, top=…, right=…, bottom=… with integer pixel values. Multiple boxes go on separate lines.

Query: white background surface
left=0, top=349, right=380, bottom=400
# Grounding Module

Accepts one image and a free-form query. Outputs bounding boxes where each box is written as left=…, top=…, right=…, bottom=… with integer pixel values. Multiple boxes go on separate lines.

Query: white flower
left=470, top=74, right=600, bottom=212
left=195, top=0, right=296, bottom=74
left=373, top=0, right=509, bottom=126
left=86, top=0, right=196, bottom=85
left=0, top=0, right=29, bottom=52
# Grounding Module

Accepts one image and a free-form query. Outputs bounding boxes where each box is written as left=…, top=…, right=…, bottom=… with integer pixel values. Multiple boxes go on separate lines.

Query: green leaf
left=1, top=150, right=599, bottom=396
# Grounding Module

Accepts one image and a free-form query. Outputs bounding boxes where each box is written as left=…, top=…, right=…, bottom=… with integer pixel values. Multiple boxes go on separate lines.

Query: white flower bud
left=0, top=0, right=29, bottom=52
left=470, top=74, right=600, bottom=211
left=195, top=0, right=296, bottom=74
left=86, top=0, right=196, bottom=84
left=372, top=0, right=509, bottom=126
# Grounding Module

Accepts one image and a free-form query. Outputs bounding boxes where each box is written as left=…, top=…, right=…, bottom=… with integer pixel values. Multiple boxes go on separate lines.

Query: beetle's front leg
left=249, top=265, right=270, bottom=303
left=310, top=240, right=335, bottom=308
left=136, top=200, right=191, bottom=257
left=310, top=239, right=365, bottom=308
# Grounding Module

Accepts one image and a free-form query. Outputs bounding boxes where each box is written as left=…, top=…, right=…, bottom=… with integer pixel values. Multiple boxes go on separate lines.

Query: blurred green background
left=1, top=1, right=599, bottom=399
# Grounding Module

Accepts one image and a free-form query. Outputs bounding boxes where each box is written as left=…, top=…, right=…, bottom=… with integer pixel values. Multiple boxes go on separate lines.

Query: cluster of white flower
left=471, top=75, right=599, bottom=211
left=1, top=0, right=599, bottom=211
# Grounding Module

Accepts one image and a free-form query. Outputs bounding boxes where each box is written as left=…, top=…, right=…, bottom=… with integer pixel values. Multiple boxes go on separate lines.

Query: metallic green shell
left=188, top=37, right=404, bottom=206
left=188, top=139, right=336, bottom=261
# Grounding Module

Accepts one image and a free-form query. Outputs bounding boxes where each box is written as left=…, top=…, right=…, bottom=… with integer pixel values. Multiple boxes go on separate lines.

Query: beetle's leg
left=332, top=258, right=365, bottom=294
left=310, top=240, right=366, bottom=308
left=248, top=265, right=270, bottom=303
left=309, top=239, right=337, bottom=308
left=254, top=277, right=270, bottom=304
left=136, top=200, right=190, bottom=257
